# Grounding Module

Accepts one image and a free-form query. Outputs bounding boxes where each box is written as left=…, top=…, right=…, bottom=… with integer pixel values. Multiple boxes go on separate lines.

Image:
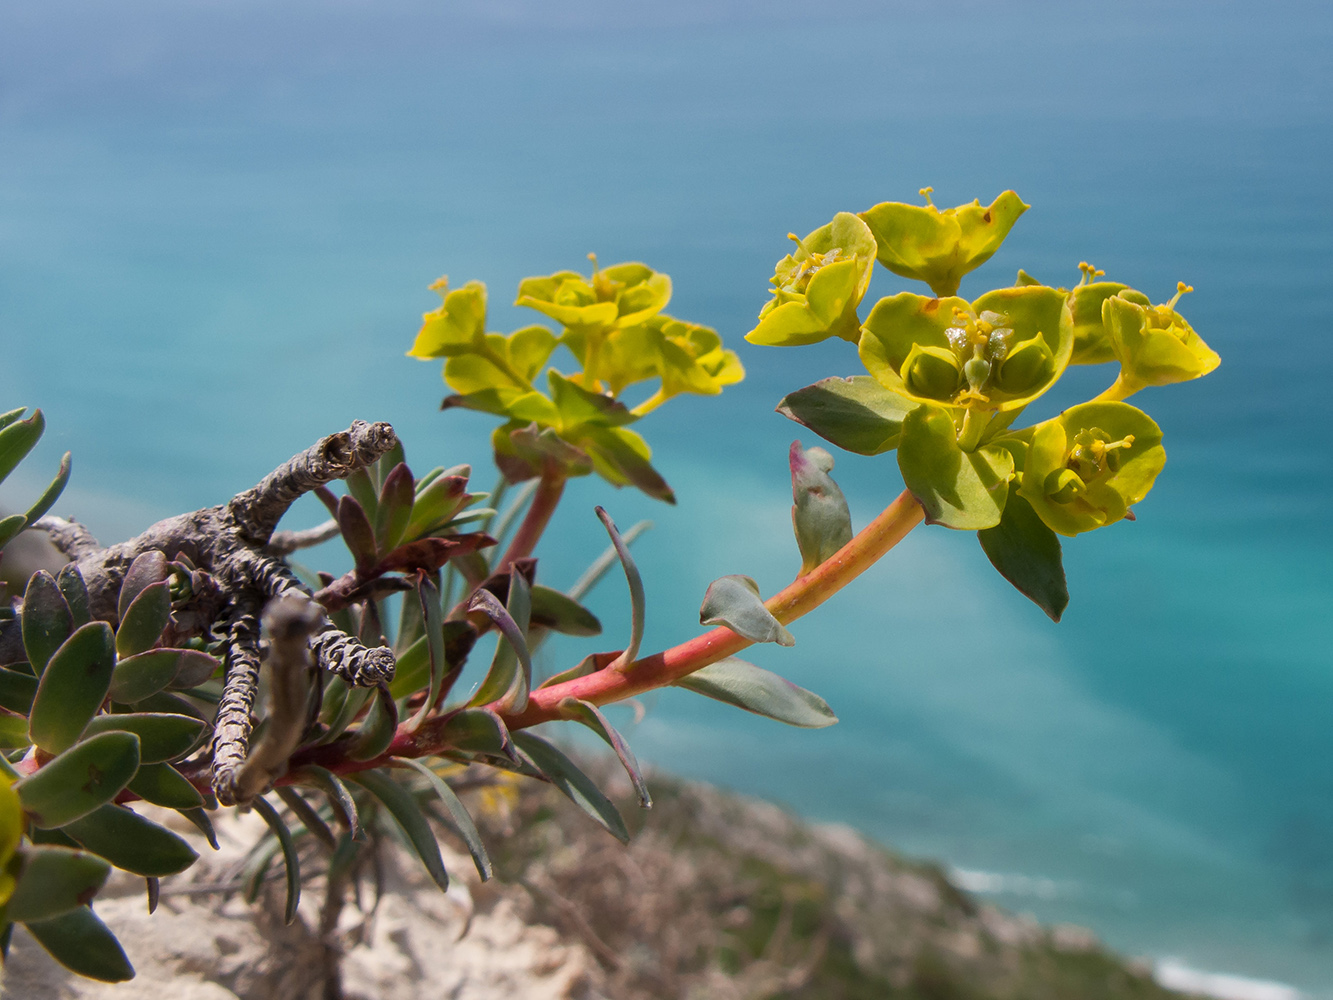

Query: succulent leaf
left=674, top=657, right=837, bottom=728
left=699, top=575, right=794, bottom=646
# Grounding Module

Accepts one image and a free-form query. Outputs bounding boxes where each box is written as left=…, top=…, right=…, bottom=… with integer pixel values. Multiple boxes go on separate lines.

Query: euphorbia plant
left=0, top=187, right=1215, bottom=984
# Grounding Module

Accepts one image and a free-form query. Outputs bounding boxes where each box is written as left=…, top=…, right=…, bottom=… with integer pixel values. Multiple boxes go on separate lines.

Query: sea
left=1, top=1, right=1330, bottom=993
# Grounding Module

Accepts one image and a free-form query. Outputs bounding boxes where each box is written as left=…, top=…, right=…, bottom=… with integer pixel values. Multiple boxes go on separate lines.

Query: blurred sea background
left=2, top=0, right=1330, bottom=993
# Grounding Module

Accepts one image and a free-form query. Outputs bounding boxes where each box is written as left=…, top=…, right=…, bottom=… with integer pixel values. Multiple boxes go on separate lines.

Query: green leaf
left=22, top=451, right=71, bottom=526
left=439, top=707, right=517, bottom=762
left=275, top=786, right=336, bottom=849
left=116, top=551, right=168, bottom=622
left=16, top=732, right=141, bottom=829
left=115, top=582, right=170, bottom=658
left=0, top=710, right=31, bottom=749
left=0, top=514, right=27, bottom=551
left=0, top=406, right=27, bottom=433
left=594, top=507, right=644, bottom=664
left=176, top=807, right=219, bottom=851
left=24, top=906, right=134, bottom=982
left=346, top=685, right=398, bottom=762
left=403, top=474, right=469, bottom=541
left=511, top=732, right=629, bottom=844
left=407, top=574, right=446, bottom=732
left=55, top=565, right=90, bottom=629
left=897, top=404, right=1014, bottom=530
left=29, top=622, right=117, bottom=754
left=0, top=410, right=45, bottom=484
left=62, top=803, right=199, bottom=877
left=298, top=765, right=362, bottom=841
left=674, top=657, right=837, bottom=728
left=349, top=770, right=450, bottom=892
left=528, top=586, right=602, bottom=637
left=466, top=580, right=533, bottom=714
left=396, top=758, right=493, bottom=880
left=978, top=490, right=1069, bottom=622
left=375, top=462, right=416, bottom=553
left=581, top=426, right=675, bottom=504
left=559, top=698, right=651, bottom=808
left=699, top=575, right=793, bottom=646
left=2, top=846, right=110, bottom=923
left=127, top=763, right=204, bottom=810
left=109, top=649, right=180, bottom=704
left=776, top=376, right=915, bottom=456
left=344, top=467, right=379, bottom=522
left=250, top=797, right=300, bottom=924
left=21, top=571, right=73, bottom=677
left=789, top=443, right=853, bottom=575
left=83, top=713, right=205, bottom=764
left=0, top=667, right=37, bottom=716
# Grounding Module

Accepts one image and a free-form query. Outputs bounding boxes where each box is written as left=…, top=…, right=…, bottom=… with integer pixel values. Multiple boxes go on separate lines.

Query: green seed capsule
left=1043, top=468, right=1085, bottom=504
left=902, top=345, right=962, bottom=400
left=995, top=335, right=1055, bottom=396
left=963, top=356, right=992, bottom=393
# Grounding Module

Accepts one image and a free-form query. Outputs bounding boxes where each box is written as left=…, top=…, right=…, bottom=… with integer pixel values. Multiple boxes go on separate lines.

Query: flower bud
left=902, top=344, right=962, bottom=400
left=994, top=334, right=1055, bottom=396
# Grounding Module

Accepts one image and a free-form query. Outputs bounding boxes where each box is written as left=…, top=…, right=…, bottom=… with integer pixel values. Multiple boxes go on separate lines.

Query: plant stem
left=297, top=487, right=924, bottom=775
left=497, top=472, right=566, bottom=570
left=1092, top=373, right=1139, bottom=402
left=500, top=487, right=922, bottom=729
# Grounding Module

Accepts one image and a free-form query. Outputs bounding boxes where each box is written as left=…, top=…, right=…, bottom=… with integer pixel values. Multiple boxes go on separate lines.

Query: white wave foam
left=1155, top=958, right=1302, bottom=1000
left=947, top=866, right=1071, bottom=901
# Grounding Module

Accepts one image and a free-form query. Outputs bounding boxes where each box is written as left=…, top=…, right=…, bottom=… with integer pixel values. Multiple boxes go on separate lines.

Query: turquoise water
left=2, top=0, right=1331, bottom=991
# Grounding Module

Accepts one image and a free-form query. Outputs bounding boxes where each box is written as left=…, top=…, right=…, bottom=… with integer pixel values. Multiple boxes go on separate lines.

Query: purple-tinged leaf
left=336, top=495, right=378, bottom=572
left=108, top=649, right=180, bottom=704
left=375, top=462, right=416, bottom=553
left=466, top=579, right=532, bottom=713
left=789, top=442, right=853, bottom=575
left=407, top=574, right=446, bottom=732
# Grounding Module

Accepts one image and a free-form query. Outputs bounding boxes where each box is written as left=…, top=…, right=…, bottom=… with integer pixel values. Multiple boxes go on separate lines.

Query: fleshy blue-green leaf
left=15, top=732, right=141, bottom=829
left=24, top=905, right=134, bottom=982
left=177, top=807, right=219, bottom=851
left=169, top=650, right=222, bottom=690
left=117, top=551, right=168, bottom=622
left=674, top=657, right=837, bottom=728
left=0, top=410, right=45, bottom=484
left=275, top=787, right=336, bottom=849
left=345, top=685, right=398, bottom=762
left=298, top=765, right=362, bottom=841
left=21, top=572, right=72, bottom=677
left=63, top=803, right=199, bottom=877
left=978, top=489, right=1069, bottom=621
left=115, top=582, right=170, bottom=658
left=108, top=649, right=182, bottom=704
left=897, top=404, right=1013, bottom=530
left=439, top=707, right=518, bottom=762
left=512, top=732, right=629, bottom=843
left=407, top=574, right=446, bottom=732
left=0, top=668, right=37, bottom=716
left=396, top=758, right=493, bottom=880
left=2, top=846, right=110, bottom=923
left=29, top=622, right=117, bottom=754
left=594, top=507, right=644, bottom=665
left=126, top=763, right=205, bottom=810
left=350, top=769, right=450, bottom=892
left=83, top=713, right=206, bottom=764
left=776, top=376, right=915, bottom=456
left=528, top=586, right=601, bottom=637
left=337, top=494, right=378, bottom=571
left=21, top=452, right=71, bottom=528
left=250, top=796, right=300, bottom=923
left=559, top=698, right=651, bottom=808
left=466, top=580, right=532, bottom=713
left=699, top=575, right=793, bottom=646
left=0, top=710, right=31, bottom=749
left=55, top=565, right=90, bottom=629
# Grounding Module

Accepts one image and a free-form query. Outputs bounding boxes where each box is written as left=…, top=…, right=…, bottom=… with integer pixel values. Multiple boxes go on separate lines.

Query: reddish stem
left=497, top=472, right=566, bottom=571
